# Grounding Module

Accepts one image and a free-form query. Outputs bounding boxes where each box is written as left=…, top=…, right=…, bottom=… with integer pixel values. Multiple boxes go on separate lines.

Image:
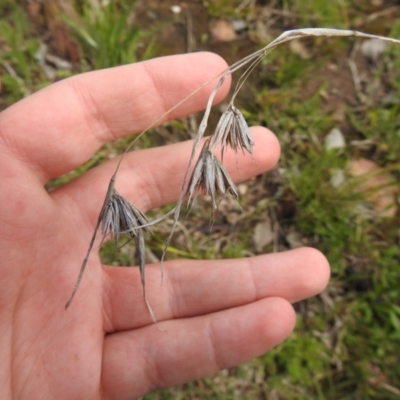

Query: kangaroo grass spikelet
left=210, top=104, right=254, bottom=159
left=101, top=187, right=157, bottom=322
left=101, top=188, right=152, bottom=247
left=187, top=139, right=239, bottom=211
left=66, top=28, right=400, bottom=323
left=65, top=174, right=157, bottom=322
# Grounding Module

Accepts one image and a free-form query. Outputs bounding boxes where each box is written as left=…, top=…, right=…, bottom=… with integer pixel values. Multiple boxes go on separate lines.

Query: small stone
left=361, top=39, right=387, bottom=61
left=170, top=5, right=181, bottom=14
left=229, top=18, right=247, bottom=33
left=209, top=19, right=237, bottom=42
left=253, top=219, right=274, bottom=252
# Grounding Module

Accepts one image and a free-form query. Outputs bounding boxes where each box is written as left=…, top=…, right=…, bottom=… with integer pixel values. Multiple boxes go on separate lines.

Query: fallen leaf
left=43, top=0, right=81, bottom=61
left=253, top=218, right=274, bottom=252
left=286, top=230, right=304, bottom=249
left=349, top=159, right=397, bottom=218
left=209, top=19, right=237, bottom=42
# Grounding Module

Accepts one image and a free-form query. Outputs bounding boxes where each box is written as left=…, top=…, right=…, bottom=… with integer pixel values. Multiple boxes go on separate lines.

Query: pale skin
left=0, top=52, right=330, bottom=399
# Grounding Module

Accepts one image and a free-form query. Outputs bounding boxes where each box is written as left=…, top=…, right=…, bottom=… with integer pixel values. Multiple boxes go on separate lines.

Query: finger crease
left=67, top=78, right=114, bottom=145
left=206, top=317, right=225, bottom=372
left=246, top=258, right=259, bottom=302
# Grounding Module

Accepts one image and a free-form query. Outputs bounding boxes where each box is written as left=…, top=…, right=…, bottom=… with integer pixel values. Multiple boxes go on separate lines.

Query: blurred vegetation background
left=1, top=0, right=400, bottom=399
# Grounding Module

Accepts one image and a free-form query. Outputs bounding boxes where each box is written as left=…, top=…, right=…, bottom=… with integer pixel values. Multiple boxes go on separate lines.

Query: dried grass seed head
left=101, top=189, right=151, bottom=246
left=210, top=104, right=254, bottom=158
left=186, top=139, right=238, bottom=210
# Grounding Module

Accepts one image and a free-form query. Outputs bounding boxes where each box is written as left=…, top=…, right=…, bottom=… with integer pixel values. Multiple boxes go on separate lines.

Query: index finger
left=0, top=52, right=230, bottom=182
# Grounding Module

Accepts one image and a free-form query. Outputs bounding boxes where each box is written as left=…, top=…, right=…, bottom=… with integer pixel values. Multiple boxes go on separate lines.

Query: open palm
left=0, top=53, right=329, bottom=399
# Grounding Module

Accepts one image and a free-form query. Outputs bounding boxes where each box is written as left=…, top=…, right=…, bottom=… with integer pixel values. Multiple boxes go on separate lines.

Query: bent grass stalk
left=65, top=28, right=400, bottom=322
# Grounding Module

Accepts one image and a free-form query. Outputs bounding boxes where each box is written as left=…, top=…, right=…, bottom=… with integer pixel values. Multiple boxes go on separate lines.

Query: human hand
left=0, top=52, right=330, bottom=399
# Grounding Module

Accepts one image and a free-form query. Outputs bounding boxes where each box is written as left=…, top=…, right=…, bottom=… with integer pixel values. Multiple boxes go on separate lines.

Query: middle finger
left=102, top=247, right=330, bottom=332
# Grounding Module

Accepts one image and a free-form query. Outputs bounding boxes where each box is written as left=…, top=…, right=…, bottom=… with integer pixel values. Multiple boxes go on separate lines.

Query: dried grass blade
left=205, top=150, right=217, bottom=209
